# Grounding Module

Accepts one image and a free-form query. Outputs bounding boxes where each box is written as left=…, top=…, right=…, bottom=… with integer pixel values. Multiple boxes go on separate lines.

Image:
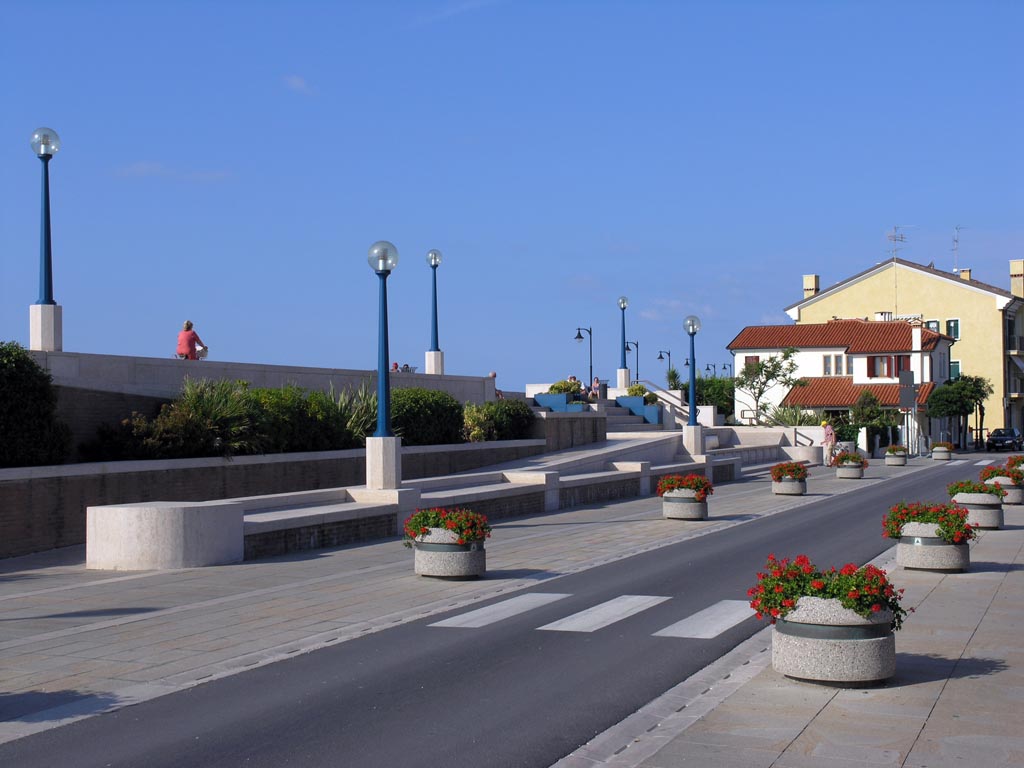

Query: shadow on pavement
left=966, top=561, right=1024, bottom=573
left=892, top=653, right=1009, bottom=685
left=0, top=690, right=122, bottom=722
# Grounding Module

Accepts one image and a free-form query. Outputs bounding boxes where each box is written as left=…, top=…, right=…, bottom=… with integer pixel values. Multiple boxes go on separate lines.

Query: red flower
left=811, top=580, right=825, bottom=590
left=774, top=585, right=785, bottom=593
left=848, top=589, right=860, bottom=599
left=871, top=604, right=882, bottom=612
left=840, top=563, right=858, bottom=576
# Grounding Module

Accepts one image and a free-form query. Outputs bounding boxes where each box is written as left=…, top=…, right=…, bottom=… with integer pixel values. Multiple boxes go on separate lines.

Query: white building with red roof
left=726, top=318, right=955, bottom=445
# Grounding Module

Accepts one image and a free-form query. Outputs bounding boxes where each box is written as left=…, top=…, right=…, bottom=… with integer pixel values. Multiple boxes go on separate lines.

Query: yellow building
left=785, top=258, right=1024, bottom=437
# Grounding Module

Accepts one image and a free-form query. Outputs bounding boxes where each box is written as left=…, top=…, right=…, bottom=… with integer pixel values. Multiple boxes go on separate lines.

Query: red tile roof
left=780, top=377, right=936, bottom=408
left=727, top=319, right=950, bottom=353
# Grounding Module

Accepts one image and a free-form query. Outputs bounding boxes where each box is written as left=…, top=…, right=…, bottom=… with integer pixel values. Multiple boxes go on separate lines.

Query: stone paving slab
left=0, top=455, right=980, bottom=748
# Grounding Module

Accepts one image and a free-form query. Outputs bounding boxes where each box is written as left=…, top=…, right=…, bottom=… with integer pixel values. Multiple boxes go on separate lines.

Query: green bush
left=548, top=379, right=579, bottom=395
left=250, top=384, right=351, bottom=453
left=0, top=341, right=70, bottom=467
left=392, top=388, right=464, bottom=445
left=627, top=383, right=658, bottom=405
left=463, top=399, right=536, bottom=442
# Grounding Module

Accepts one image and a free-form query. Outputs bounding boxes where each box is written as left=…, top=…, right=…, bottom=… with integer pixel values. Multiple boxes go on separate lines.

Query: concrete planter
left=985, top=477, right=1024, bottom=505
left=413, top=528, right=486, bottom=579
left=952, top=492, right=1004, bottom=530
left=771, top=478, right=807, bottom=496
left=772, top=597, right=895, bottom=685
left=896, top=522, right=969, bottom=572
left=932, top=447, right=951, bottom=461
left=662, top=489, right=708, bottom=520
left=884, top=453, right=907, bottom=466
left=835, top=464, right=864, bottom=479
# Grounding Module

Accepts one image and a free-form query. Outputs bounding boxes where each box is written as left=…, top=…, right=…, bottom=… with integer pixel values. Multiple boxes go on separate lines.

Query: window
left=834, top=355, right=844, bottom=376
left=950, top=360, right=961, bottom=381
left=925, top=320, right=939, bottom=332
left=945, top=319, right=960, bottom=340
left=823, top=355, right=832, bottom=375
left=897, top=355, right=910, bottom=373
left=744, top=355, right=759, bottom=369
left=868, top=355, right=905, bottom=378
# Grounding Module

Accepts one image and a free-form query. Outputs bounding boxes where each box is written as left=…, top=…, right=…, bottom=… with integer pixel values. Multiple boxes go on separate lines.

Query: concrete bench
left=87, top=501, right=243, bottom=570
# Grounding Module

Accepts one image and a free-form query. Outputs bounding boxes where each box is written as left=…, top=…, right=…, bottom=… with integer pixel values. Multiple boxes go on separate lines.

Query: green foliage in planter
left=548, top=380, right=580, bottom=395
left=882, top=501, right=976, bottom=544
left=1007, top=455, right=1024, bottom=470
left=980, top=465, right=1023, bottom=485
left=932, top=441, right=954, bottom=451
left=770, top=461, right=808, bottom=481
left=627, top=383, right=658, bottom=405
left=833, top=450, right=867, bottom=467
left=947, top=479, right=1006, bottom=499
left=885, top=445, right=907, bottom=455
left=0, top=341, right=70, bottom=467
left=391, top=387, right=464, bottom=446
left=656, top=473, right=713, bottom=501
left=402, top=506, right=491, bottom=547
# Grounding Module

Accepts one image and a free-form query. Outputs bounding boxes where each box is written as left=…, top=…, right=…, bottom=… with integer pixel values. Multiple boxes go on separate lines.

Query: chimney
left=910, top=318, right=922, bottom=352
left=1012, top=259, right=1024, bottom=298
left=959, top=268, right=972, bottom=281
left=803, top=274, right=819, bottom=299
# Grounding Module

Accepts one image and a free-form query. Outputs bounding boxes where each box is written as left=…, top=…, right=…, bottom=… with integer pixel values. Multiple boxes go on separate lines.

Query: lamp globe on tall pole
left=427, top=249, right=442, bottom=352
left=617, top=296, right=629, bottom=370
left=684, top=315, right=701, bottom=426
left=574, top=326, right=593, bottom=385
left=29, top=127, right=63, bottom=352
left=368, top=241, right=399, bottom=437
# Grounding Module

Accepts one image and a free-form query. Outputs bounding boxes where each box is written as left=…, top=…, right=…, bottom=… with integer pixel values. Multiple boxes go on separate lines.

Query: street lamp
left=684, top=315, right=701, bottom=426
left=31, top=127, right=60, bottom=306
left=618, top=296, right=629, bottom=371
left=368, top=241, right=399, bottom=437
left=625, top=340, right=640, bottom=383
left=705, top=363, right=717, bottom=377
left=427, top=249, right=442, bottom=352
left=722, top=362, right=732, bottom=377
left=574, top=326, right=593, bottom=385
left=657, top=350, right=672, bottom=373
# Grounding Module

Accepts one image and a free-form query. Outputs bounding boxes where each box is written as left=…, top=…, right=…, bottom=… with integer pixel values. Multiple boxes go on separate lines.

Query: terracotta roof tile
left=727, top=319, right=949, bottom=353
left=780, top=377, right=936, bottom=408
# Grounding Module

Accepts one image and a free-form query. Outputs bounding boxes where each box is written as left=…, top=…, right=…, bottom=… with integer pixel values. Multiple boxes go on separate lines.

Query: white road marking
left=653, top=600, right=754, bottom=639
left=537, top=595, right=670, bottom=633
left=949, top=459, right=968, bottom=466
left=430, top=593, right=571, bottom=628
left=976, top=459, right=996, bottom=466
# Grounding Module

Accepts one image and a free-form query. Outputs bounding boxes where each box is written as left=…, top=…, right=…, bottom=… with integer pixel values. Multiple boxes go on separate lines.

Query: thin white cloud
left=283, top=75, right=316, bottom=95
left=410, top=0, right=504, bottom=27
left=115, top=162, right=230, bottom=183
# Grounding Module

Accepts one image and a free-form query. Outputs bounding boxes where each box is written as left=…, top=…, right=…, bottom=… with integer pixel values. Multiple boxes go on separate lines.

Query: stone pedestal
left=424, top=350, right=444, bottom=375
left=617, top=368, right=631, bottom=389
left=682, top=424, right=703, bottom=456
left=30, top=303, right=63, bottom=352
left=366, top=436, right=402, bottom=490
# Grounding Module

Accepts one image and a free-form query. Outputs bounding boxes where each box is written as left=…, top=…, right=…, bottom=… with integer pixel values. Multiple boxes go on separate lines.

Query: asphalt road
left=0, top=463, right=968, bottom=768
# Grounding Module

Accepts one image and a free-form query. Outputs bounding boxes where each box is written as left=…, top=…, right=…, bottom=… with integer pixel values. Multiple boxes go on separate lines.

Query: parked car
left=986, top=427, right=1023, bottom=452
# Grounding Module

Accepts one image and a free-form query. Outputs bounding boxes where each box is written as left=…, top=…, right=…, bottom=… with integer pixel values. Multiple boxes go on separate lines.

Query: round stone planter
left=662, top=489, right=708, bottom=520
left=772, top=597, right=895, bottom=685
left=952, top=492, right=1004, bottom=530
left=884, top=453, right=907, bottom=467
left=412, top=528, right=486, bottom=579
left=985, top=477, right=1024, bottom=505
left=772, top=478, right=807, bottom=496
left=835, top=464, right=864, bottom=479
left=896, top=522, right=969, bottom=572
left=932, top=447, right=951, bottom=461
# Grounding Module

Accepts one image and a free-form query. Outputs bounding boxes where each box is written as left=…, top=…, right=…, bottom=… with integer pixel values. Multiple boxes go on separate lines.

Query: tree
left=697, top=375, right=735, bottom=420
left=0, top=341, right=70, bottom=467
left=956, top=374, right=994, bottom=443
left=926, top=377, right=992, bottom=449
left=666, top=366, right=682, bottom=391
left=733, top=348, right=806, bottom=424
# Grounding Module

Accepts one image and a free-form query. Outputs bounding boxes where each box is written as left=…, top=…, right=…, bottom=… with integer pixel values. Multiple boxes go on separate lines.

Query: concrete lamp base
left=616, top=368, right=630, bottom=389
left=30, top=303, right=63, bottom=352
left=425, top=350, right=444, bottom=375
left=366, top=436, right=402, bottom=490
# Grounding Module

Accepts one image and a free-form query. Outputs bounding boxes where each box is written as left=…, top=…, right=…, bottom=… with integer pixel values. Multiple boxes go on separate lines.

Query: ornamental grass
left=746, top=554, right=908, bottom=631
left=882, top=501, right=976, bottom=544
left=656, top=473, right=714, bottom=502
left=402, top=507, right=492, bottom=548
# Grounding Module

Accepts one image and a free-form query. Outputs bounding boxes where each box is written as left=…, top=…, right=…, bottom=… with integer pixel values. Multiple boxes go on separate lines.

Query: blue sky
left=2, top=1, right=1021, bottom=391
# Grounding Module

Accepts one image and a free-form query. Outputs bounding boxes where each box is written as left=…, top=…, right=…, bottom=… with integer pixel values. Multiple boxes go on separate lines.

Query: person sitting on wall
left=489, top=371, right=504, bottom=400
left=589, top=376, right=601, bottom=398
left=176, top=320, right=207, bottom=360
left=401, top=363, right=411, bottom=372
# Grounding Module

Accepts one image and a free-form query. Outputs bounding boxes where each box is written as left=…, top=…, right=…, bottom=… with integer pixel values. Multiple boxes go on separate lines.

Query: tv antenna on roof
left=887, top=225, right=912, bottom=259
left=952, top=225, right=968, bottom=273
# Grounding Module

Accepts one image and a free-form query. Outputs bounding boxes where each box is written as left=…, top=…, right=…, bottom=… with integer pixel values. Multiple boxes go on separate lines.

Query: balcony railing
left=1008, top=335, right=1024, bottom=353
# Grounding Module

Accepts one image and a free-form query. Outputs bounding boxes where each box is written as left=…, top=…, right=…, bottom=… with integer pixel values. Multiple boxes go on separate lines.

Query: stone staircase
left=596, top=398, right=663, bottom=433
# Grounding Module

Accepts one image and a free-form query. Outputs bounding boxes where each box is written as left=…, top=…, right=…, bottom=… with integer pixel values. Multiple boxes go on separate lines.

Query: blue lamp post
left=574, top=326, right=593, bottom=385
left=618, top=296, right=628, bottom=370
left=427, top=249, right=442, bottom=352
left=31, top=127, right=61, bottom=305
left=705, top=363, right=717, bottom=378
left=368, top=241, right=399, bottom=437
left=625, top=340, right=640, bottom=383
left=684, top=315, right=701, bottom=426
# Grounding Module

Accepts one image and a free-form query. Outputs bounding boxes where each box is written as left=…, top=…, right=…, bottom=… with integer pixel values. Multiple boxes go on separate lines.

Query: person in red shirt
left=176, top=320, right=207, bottom=360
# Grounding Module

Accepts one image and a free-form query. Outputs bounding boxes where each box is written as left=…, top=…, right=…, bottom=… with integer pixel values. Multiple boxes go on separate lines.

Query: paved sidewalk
left=558, top=495, right=1024, bottom=767
left=0, top=454, right=1011, bottom=766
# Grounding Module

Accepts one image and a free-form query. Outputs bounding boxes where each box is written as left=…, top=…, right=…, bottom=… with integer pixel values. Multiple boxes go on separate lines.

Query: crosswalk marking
left=538, top=595, right=670, bottom=633
left=653, top=600, right=753, bottom=639
left=975, top=459, right=996, bottom=466
left=430, top=593, right=571, bottom=628
left=949, top=459, right=968, bottom=466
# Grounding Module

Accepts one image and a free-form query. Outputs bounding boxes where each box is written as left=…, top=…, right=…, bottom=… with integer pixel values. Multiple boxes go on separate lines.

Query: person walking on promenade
left=822, top=420, right=836, bottom=465
left=176, top=320, right=207, bottom=360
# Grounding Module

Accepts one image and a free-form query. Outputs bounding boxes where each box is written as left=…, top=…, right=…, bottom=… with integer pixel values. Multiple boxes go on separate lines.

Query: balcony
left=1008, top=335, right=1024, bottom=353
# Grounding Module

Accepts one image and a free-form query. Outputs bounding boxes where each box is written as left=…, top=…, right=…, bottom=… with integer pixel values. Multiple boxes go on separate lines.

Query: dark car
left=986, top=427, right=1023, bottom=452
